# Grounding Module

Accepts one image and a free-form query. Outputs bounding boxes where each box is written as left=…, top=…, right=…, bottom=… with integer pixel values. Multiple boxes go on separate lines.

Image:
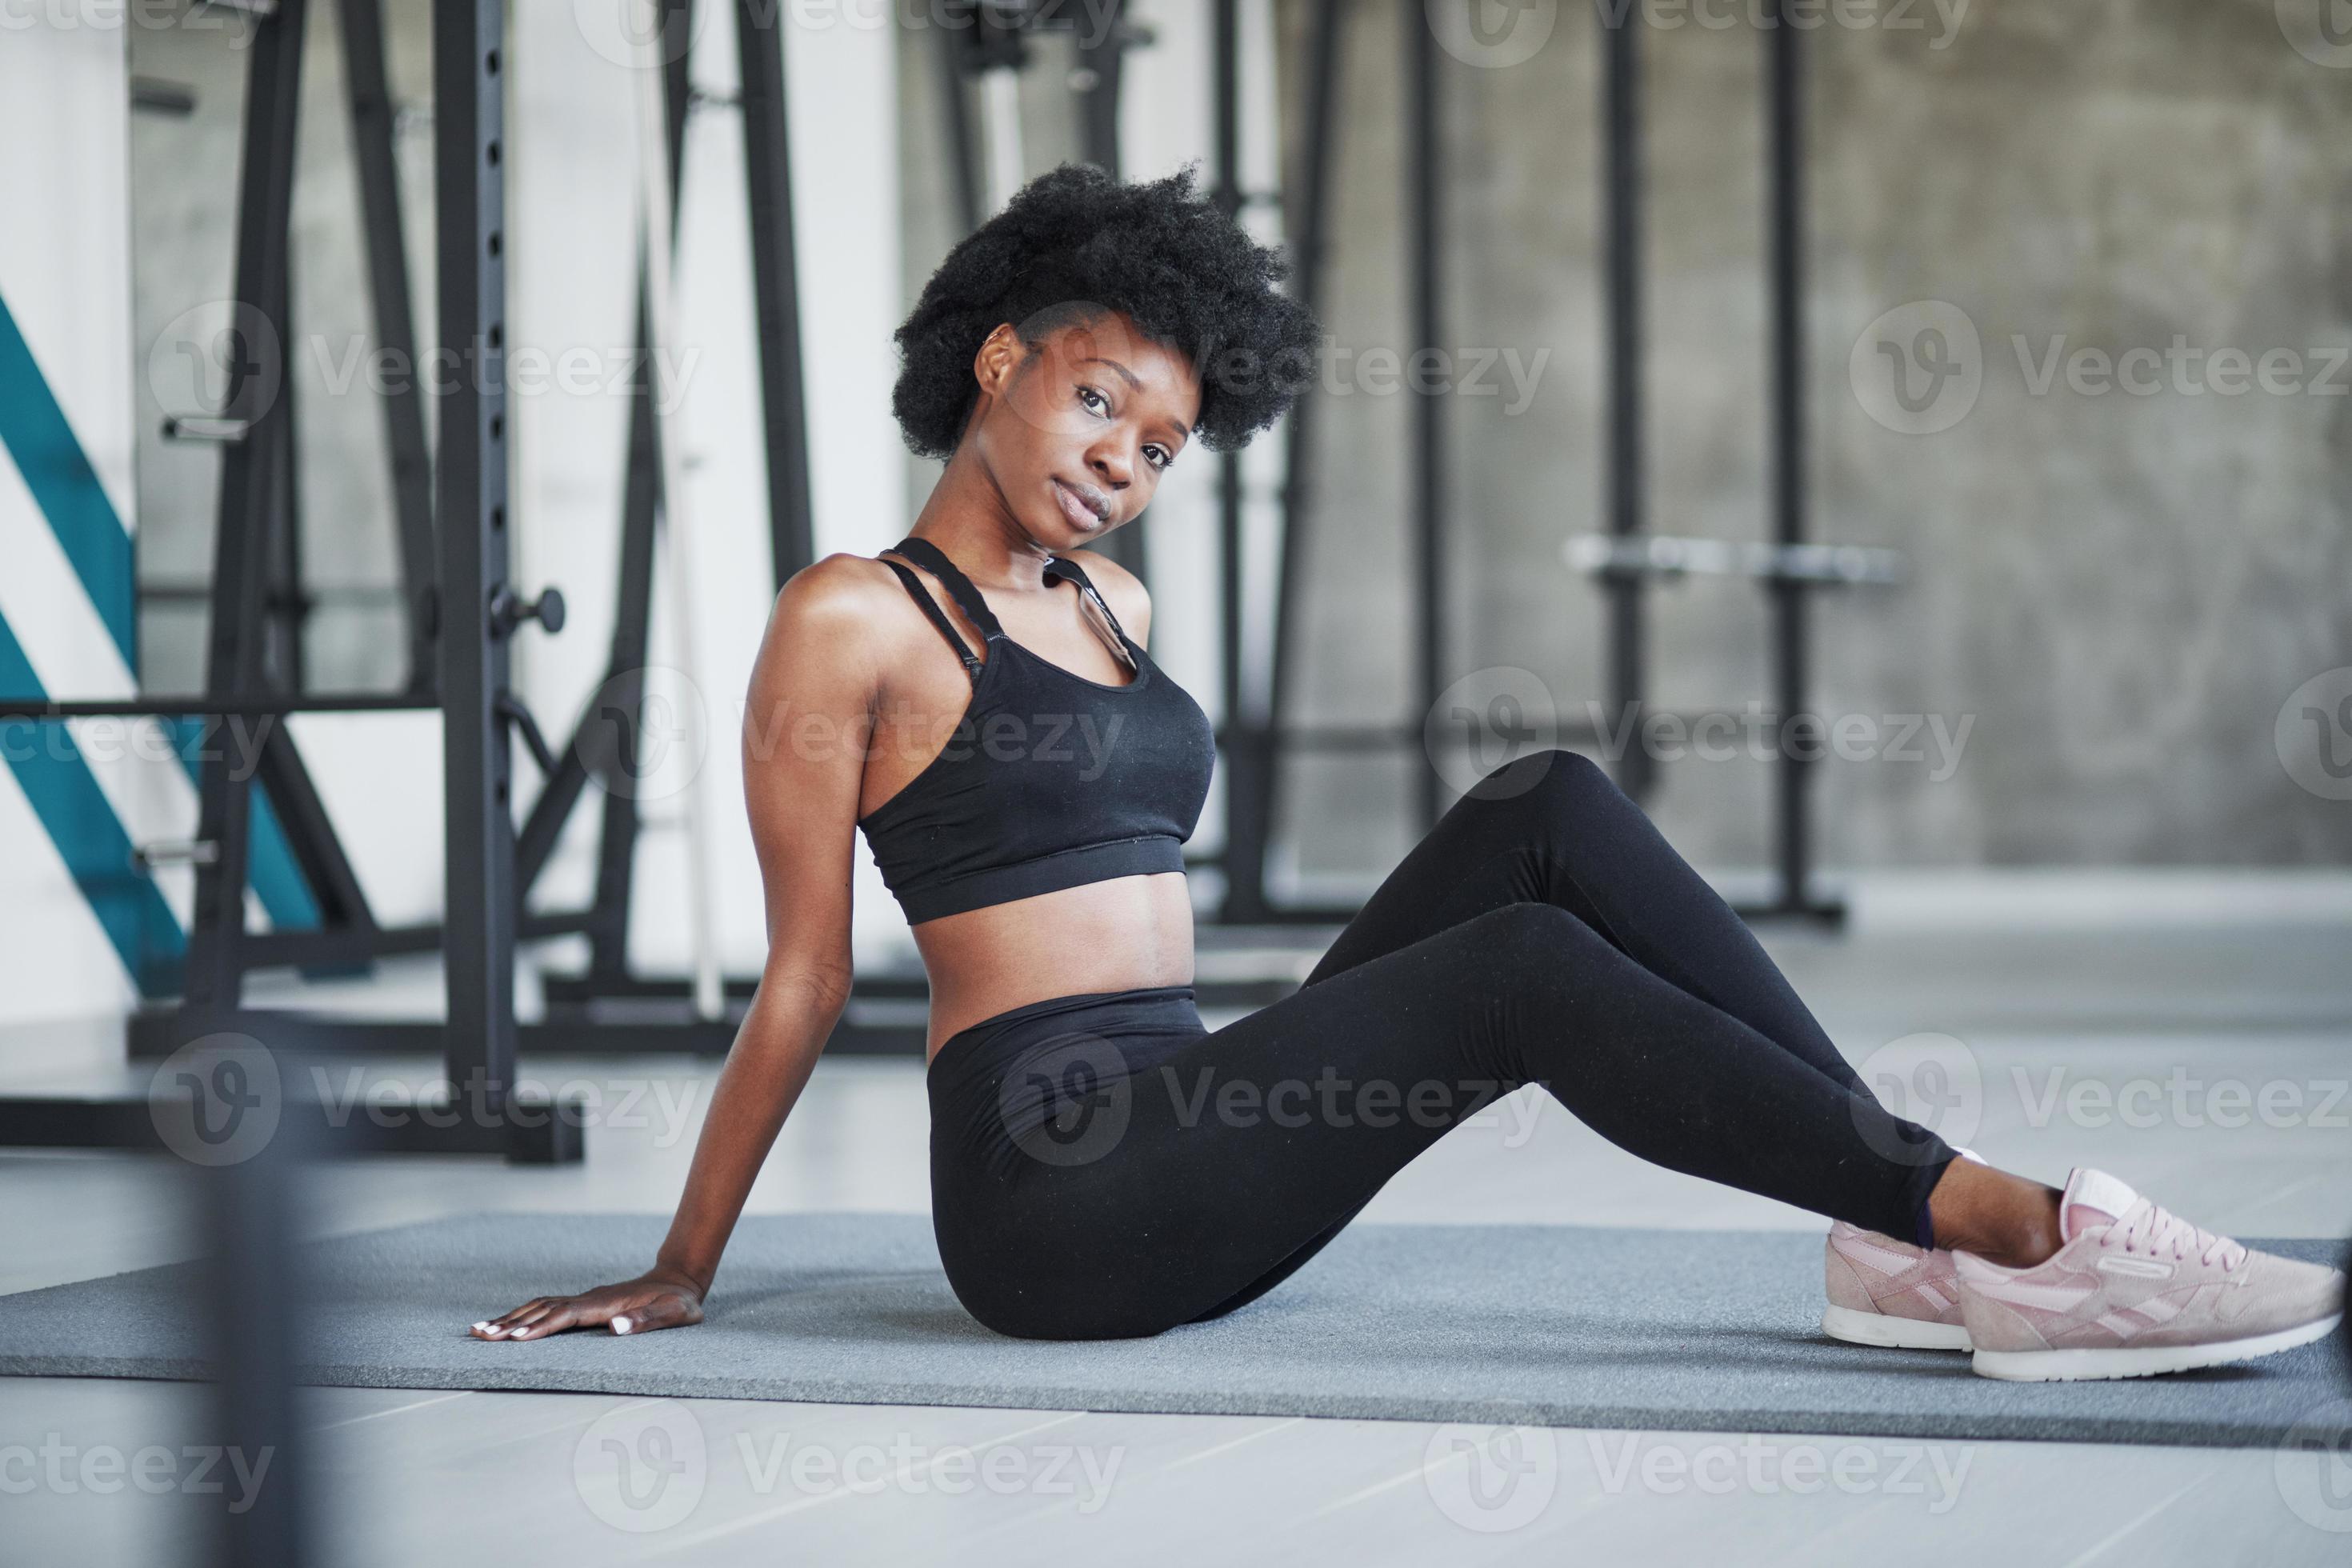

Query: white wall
left=0, top=17, right=151, bottom=1037
left=513, top=1, right=907, bottom=978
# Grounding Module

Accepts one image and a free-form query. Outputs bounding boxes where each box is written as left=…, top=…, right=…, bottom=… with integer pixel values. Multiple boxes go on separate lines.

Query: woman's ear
left=972, top=322, right=1026, bottom=399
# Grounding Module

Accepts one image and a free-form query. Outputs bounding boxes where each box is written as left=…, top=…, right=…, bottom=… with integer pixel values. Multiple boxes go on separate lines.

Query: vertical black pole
left=186, top=0, right=310, bottom=1011
left=339, top=0, right=440, bottom=693
left=1766, top=4, right=1811, bottom=911
left=935, top=22, right=984, bottom=237
left=1209, top=0, right=1257, bottom=919
left=434, top=0, right=516, bottom=1110
left=1406, top=0, right=1444, bottom=829
left=266, top=360, right=307, bottom=691
left=1074, top=0, right=1126, bottom=177
left=1242, top=0, right=1346, bottom=922
left=1602, top=4, right=1650, bottom=799
left=202, top=1133, right=312, bottom=1567
left=737, top=0, right=818, bottom=586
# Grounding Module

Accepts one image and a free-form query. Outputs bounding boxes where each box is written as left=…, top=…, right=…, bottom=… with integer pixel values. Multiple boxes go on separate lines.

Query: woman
left=472, top=164, right=2341, bottom=1382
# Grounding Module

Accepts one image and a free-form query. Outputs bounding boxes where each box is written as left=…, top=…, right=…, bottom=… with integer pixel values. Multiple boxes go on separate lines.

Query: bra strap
left=1045, top=555, right=1133, bottom=648
left=881, top=559, right=983, bottom=683
left=886, top=536, right=1003, bottom=641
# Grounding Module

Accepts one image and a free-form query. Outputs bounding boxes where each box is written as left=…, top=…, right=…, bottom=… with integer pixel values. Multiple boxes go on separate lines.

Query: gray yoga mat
left=2, top=1214, right=2342, bottom=1449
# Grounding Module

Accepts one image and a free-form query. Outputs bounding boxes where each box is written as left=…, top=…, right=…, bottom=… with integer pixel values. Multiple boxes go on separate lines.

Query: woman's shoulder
left=1056, top=547, right=1153, bottom=645
left=754, top=551, right=937, bottom=689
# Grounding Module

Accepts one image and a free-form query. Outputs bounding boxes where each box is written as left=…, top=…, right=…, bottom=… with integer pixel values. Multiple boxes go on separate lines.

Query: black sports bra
left=857, top=535, right=1216, bottom=924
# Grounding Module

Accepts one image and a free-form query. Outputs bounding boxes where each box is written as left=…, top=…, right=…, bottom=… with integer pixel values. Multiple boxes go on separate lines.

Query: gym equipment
left=1222, top=2, right=1905, bottom=926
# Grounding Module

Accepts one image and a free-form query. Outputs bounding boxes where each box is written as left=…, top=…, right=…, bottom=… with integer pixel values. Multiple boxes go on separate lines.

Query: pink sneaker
left=1954, top=1167, right=2347, bottom=1382
left=1822, top=1222, right=1973, bottom=1350
left=1820, top=1146, right=1984, bottom=1352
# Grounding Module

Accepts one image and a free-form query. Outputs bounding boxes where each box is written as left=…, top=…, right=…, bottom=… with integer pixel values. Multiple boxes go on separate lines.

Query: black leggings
left=926, top=748, right=1957, bottom=1340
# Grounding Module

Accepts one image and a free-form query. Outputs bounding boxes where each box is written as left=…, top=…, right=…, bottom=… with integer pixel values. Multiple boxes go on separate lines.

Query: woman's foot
left=1822, top=1222, right=1973, bottom=1350
left=1820, top=1146, right=1984, bottom=1352
left=1954, top=1167, right=2346, bottom=1382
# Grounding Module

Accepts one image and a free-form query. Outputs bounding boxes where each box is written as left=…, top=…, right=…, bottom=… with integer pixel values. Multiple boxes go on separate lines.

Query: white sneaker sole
left=1822, top=1302, right=1974, bottom=1352
left=1970, top=1311, right=2342, bottom=1382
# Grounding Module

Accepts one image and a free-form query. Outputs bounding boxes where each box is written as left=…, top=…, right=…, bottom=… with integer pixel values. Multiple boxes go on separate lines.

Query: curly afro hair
left=891, top=161, right=1322, bottom=462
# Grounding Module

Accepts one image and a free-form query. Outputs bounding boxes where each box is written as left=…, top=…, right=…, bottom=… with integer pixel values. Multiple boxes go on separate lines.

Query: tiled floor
left=3, top=921, right=2348, bottom=1563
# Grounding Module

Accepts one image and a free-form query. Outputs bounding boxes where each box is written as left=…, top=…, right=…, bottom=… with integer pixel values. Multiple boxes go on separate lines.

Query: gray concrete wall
left=123, top=2, right=2352, bottom=891
left=1272, top=0, right=2352, bottom=880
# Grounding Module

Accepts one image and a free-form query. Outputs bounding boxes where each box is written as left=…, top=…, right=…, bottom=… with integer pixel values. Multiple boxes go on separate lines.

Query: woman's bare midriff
left=910, top=872, right=1195, bottom=1064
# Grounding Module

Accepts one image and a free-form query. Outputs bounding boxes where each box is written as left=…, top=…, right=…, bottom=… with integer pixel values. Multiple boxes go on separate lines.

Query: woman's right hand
left=469, top=1266, right=706, bottom=1342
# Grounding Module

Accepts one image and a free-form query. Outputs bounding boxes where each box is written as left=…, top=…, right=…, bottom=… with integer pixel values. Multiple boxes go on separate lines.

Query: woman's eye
left=1144, top=446, right=1170, bottom=471
left=1077, top=386, right=1109, bottom=416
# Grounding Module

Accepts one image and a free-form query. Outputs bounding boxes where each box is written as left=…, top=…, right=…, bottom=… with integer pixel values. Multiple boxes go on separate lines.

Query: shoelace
left=2102, top=1201, right=2247, bottom=1271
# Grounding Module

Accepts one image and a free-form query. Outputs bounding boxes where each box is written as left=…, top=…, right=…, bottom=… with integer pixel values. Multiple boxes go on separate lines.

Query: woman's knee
left=1466, top=746, right=1615, bottom=818
left=1456, top=898, right=1591, bottom=966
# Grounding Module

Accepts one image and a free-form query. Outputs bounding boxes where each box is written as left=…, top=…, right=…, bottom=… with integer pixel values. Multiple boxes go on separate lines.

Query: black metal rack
left=1213, top=0, right=1894, bottom=928
left=0, top=0, right=1889, bottom=1165
left=0, top=0, right=836, bottom=1157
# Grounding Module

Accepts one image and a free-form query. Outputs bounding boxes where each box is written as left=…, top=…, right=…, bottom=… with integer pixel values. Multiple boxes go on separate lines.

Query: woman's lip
left=1053, top=478, right=1106, bottom=529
